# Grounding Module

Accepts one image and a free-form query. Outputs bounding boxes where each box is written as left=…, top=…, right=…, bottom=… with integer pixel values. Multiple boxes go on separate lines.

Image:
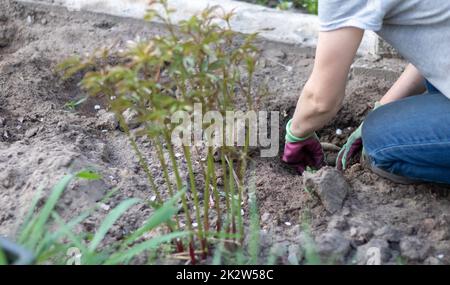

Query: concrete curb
left=18, top=0, right=382, bottom=56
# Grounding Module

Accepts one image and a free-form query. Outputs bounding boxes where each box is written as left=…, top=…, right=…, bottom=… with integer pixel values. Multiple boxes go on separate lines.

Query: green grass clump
left=15, top=172, right=187, bottom=265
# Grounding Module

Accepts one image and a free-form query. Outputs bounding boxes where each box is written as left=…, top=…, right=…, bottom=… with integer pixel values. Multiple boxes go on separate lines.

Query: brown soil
left=1, top=1, right=450, bottom=265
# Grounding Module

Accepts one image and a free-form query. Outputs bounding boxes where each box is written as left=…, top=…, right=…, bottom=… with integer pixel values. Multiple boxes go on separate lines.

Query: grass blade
left=0, top=248, right=7, bottom=265
left=105, top=231, right=190, bottom=265
left=18, top=187, right=43, bottom=244
left=25, top=174, right=74, bottom=249
left=123, top=189, right=185, bottom=245
left=89, top=198, right=140, bottom=251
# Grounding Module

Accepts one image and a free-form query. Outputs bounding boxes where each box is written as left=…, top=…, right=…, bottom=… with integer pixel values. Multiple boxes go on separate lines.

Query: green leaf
left=76, top=170, right=102, bottom=181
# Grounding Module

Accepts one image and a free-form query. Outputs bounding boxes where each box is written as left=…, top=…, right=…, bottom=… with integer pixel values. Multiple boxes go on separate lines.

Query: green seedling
left=58, top=0, right=261, bottom=264
left=64, top=97, right=87, bottom=110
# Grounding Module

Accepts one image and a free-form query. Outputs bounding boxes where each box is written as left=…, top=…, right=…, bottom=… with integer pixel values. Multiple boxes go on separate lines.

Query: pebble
left=95, top=110, right=118, bottom=131
left=349, top=225, right=374, bottom=245
left=99, top=203, right=110, bottom=211
left=336, top=129, right=343, bottom=136
left=424, top=257, right=440, bottom=265
left=94, top=105, right=101, bottom=110
left=25, top=127, right=39, bottom=138
left=26, top=15, right=33, bottom=25
left=355, top=239, right=390, bottom=265
left=122, top=108, right=140, bottom=129
left=261, top=212, right=270, bottom=223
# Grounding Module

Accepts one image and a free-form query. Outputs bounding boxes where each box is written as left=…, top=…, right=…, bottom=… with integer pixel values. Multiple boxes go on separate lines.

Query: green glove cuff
left=285, top=119, right=316, bottom=143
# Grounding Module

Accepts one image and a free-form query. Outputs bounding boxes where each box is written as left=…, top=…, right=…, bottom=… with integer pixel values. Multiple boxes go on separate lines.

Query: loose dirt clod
left=316, top=230, right=351, bottom=264
left=0, top=26, right=15, bottom=48
left=400, top=236, right=431, bottom=262
left=96, top=110, right=119, bottom=131
left=122, top=108, right=140, bottom=130
left=303, top=167, right=350, bottom=214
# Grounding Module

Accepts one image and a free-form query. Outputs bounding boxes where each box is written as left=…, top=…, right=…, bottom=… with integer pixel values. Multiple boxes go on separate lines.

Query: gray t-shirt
left=319, top=0, right=450, bottom=98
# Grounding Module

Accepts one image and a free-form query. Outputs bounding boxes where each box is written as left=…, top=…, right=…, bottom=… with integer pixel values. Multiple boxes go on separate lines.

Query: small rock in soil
left=349, top=224, right=374, bottom=246
left=261, top=212, right=270, bottom=223
left=327, top=215, right=348, bottom=231
left=96, top=110, right=118, bottom=131
left=424, top=257, right=441, bottom=265
left=374, top=225, right=402, bottom=243
left=122, top=108, right=140, bottom=130
left=26, top=15, right=33, bottom=25
left=25, top=126, right=39, bottom=138
left=399, top=236, right=431, bottom=262
left=355, top=238, right=391, bottom=265
left=420, top=218, right=436, bottom=234
left=287, top=244, right=303, bottom=265
left=0, top=26, right=15, bottom=48
left=263, top=48, right=287, bottom=61
left=315, top=230, right=351, bottom=263
left=303, top=167, right=350, bottom=214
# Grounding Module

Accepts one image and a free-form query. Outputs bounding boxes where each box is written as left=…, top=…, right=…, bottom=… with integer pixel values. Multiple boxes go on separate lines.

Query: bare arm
left=379, top=63, right=426, bottom=105
left=291, top=28, right=364, bottom=138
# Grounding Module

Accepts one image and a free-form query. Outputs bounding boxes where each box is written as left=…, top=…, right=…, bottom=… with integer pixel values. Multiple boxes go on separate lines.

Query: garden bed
left=1, top=1, right=450, bottom=265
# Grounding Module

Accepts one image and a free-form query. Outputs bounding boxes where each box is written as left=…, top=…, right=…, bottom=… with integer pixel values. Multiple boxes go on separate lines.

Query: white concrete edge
left=18, top=0, right=380, bottom=55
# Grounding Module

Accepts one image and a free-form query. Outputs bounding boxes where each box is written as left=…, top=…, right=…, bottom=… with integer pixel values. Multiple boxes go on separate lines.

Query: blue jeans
left=362, top=85, right=450, bottom=184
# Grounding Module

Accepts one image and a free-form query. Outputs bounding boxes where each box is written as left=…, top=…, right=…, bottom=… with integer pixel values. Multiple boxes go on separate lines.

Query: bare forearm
left=289, top=28, right=363, bottom=138
left=380, top=64, right=426, bottom=105
left=291, top=81, right=343, bottom=137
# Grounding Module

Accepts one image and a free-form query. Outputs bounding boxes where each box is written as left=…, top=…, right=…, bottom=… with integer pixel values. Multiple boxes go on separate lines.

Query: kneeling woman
left=283, top=0, right=450, bottom=184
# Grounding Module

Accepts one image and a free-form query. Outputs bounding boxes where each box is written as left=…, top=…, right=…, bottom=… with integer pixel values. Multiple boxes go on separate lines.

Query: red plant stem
left=189, top=241, right=197, bottom=265
left=201, top=238, right=208, bottom=260
left=216, top=221, right=221, bottom=232
left=176, top=240, right=184, bottom=253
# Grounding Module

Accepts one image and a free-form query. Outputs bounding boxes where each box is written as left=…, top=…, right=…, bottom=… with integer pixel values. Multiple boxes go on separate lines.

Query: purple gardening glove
left=282, top=138, right=326, bottom=174
left=282, top=119, right=325, bottom=174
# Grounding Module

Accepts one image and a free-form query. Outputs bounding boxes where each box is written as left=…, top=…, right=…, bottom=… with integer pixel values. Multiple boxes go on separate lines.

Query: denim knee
left=361, top=107, right=390, bottom=167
